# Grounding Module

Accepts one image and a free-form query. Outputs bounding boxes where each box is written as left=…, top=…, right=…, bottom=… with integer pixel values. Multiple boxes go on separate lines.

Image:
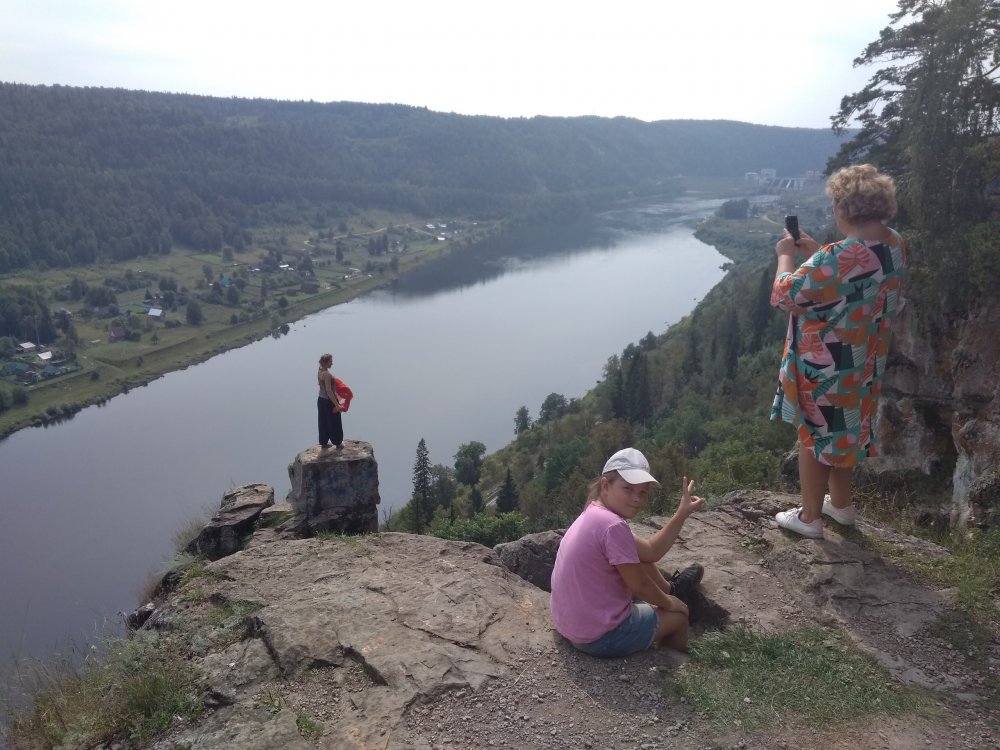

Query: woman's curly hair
left=826, top=164, right=897, bottom=225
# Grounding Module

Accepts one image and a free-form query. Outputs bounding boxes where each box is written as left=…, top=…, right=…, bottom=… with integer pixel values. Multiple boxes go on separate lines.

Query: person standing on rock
left=770, top=164, right=906, bottom=539
left=317, top=353, right=344, bottom=450
left=550, top=448, right=705, bottom=656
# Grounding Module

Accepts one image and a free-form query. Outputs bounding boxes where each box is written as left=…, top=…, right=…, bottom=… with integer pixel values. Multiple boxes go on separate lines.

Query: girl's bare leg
left=654, top=609, right=688, bottom=652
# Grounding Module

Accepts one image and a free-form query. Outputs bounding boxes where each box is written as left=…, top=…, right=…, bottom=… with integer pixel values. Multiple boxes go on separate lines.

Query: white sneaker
left=775, top=508, right=824, bottom=539
left=822, top=494, right=857, bottom=526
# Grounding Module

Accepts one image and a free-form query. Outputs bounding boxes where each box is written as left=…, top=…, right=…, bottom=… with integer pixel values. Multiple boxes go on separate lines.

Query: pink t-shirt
left=550, top=502, right=639, bottom=643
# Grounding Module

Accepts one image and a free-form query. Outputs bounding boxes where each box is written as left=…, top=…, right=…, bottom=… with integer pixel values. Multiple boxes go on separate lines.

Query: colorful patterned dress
left=770, top=229, right=906, bottom=467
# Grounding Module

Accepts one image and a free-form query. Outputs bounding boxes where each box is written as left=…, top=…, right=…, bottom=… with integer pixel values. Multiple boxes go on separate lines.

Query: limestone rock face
left=185, top=484, right=274, bottom=560
left=872, top=300, right=1000, bottom=526
left=286, top=440, right=380, bottom=534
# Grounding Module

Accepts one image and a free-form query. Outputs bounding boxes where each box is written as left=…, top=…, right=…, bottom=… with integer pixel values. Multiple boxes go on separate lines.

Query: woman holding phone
left=770, top=164, right=906, bottom=538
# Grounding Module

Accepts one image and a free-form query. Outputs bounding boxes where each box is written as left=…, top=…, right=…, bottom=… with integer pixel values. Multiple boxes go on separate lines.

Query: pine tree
left=496, top=468, right=519, bottom=513
left=411, top=438, right=432, bottom=532
left=514, top=406, right=532, bottom=435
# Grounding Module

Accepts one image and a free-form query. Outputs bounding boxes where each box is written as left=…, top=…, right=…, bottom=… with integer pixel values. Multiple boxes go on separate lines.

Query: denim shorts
left=570, top=603, right=658, bottom=657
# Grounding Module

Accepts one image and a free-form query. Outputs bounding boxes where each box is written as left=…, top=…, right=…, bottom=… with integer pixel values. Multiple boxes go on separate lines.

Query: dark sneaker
left=668, top=563, right=704, bottom=603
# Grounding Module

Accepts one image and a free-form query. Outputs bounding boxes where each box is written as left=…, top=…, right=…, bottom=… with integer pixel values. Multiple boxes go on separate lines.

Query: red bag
left=333, top=377, right=354, bottom=412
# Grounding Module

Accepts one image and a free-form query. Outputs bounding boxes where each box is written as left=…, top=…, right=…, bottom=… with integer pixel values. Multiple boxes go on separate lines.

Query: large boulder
left=493, top=529, right=564, bottom=592
left=286, top=440, right=380, bottom=535
left=185, top=484, right=274, bottom=560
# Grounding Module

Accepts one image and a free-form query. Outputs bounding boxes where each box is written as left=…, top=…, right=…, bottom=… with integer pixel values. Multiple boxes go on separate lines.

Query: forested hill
left=0, top=82, right=843, bottom=272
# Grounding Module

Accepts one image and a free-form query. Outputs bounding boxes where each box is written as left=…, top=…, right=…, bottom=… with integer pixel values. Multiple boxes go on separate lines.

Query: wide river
left=0, top=195, right=726, bottom=677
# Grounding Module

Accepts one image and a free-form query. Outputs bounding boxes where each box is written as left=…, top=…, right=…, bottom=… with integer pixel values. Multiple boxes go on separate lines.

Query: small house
left=18, top=342, right=36, bottom=353
left=3, top=362, right=29, bottom=376
left=109, top=323, right=127, bottom=342
left=148, top=308, right=164, bottom=319
left=42, top=364, right=61, bottom=378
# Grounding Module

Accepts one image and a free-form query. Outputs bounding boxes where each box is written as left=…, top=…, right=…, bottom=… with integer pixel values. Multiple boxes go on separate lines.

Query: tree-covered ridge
left=0, top=82, right=845, bottom=272
left=389, top=0, right=999, bottom=540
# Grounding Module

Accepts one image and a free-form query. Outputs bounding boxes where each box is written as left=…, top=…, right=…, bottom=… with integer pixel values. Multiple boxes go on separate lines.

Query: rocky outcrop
left=153, top=532, right=552, bottom=749
left=286, top=440, right=381, bottom=535
left=146, top=491, right=994, bottom=750
left=873, top=300, right=1000, bottom=527
left=493, top=529, right=564, bottom=592
left=185, top=484, right=274, bottom=560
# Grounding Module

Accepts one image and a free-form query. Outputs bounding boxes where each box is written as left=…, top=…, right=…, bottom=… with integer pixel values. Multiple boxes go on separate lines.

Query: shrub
left=429, top=512, right=527, bottom=547
left=3, top=631, right=201, bottom=749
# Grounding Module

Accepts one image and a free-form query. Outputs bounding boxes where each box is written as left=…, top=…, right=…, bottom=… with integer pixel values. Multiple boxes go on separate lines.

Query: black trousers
left=317, top=397, right=344, bottom=446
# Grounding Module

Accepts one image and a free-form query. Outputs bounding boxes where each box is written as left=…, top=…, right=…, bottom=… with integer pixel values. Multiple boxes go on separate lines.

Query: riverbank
left=0, top=217, right=494, bottom=441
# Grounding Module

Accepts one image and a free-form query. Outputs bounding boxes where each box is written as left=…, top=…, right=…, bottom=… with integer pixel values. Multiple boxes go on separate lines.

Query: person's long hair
left=585, top=471, right=619, bottom=507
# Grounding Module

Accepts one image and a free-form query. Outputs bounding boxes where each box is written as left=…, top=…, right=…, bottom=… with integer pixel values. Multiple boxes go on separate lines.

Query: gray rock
left=155, top=532, right=552, bottom=749
left=186, top=484, right=274, bottom=560
left=494, top=529, right=564, bottom=592
left=286, top=440, right=380, bottom=535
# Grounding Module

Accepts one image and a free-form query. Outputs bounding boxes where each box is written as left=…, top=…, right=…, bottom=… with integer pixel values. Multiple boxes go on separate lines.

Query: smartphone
left=784, top=215, right=800, bottom=242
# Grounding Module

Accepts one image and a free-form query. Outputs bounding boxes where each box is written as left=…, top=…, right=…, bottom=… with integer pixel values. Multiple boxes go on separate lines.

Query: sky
left=3, top=0, right=903, bottom=129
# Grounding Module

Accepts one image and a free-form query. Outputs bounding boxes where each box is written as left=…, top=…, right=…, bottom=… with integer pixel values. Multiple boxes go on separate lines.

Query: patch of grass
left=671, top=625, right=928, bottom=731
left=258, top=509, right=294, bottom=528
left=296, top=711, right=323, bottom=739
left=928, top=616, right=993, bottom=663
left=2, top=631, right=201, bottom=750
left=208, top=599, right=262, bottom=626
left=259, top=687, right=285, bottom=715
left=739, top=534, right=771, bottom=555
left=179, top=585, right=207, bottom=603
left=865, top=527, right=999, bottom=623
left=927, top=613, right=999, bottom=700
left=174, top=555, right=223, bottom=587
left=203, top=598, right=262, bottom=647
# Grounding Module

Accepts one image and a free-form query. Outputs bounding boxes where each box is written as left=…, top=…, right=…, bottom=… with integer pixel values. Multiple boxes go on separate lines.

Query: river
left=0, top=195, right=726, bottom=680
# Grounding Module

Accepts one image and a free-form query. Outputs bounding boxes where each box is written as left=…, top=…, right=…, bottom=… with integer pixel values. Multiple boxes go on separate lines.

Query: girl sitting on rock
left=550, top=448, right=705, bottom=656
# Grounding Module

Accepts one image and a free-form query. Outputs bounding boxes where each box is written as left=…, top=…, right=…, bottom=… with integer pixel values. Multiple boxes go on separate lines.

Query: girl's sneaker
left=668, top=563, right=705, bottom=603
left=822, top=494, right=857, bottom=526
left=775, top=508, right=823, bottom=539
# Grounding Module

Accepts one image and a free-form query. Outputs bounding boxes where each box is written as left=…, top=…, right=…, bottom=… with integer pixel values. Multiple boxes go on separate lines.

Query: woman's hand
left=678, top=477, right=705, bottom=518
left=776, top=230, right=820, bottom=258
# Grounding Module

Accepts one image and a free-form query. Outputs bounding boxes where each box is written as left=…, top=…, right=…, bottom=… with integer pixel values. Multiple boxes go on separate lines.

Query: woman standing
left=770, top=164, right=906, bottom=538
left=317, top=353, right=343, bottom=450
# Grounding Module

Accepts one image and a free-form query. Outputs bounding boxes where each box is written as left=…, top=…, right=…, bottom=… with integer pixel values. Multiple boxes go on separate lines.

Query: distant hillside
left=0, top=82, right=845, bottom=272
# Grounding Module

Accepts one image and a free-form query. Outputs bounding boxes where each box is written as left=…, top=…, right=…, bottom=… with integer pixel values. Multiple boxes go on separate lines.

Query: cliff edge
left=139, top=482, right=996, bottom=750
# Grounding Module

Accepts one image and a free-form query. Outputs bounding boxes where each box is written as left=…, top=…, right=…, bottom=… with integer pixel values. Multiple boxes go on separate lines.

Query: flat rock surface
left=151, top=493, right=998, bottom=750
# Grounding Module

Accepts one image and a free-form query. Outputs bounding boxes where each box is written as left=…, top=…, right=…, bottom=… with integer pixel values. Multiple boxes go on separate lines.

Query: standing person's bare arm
left=634, top=478, right=704, bottom=563
left=322, top=371, right=340, bottom=410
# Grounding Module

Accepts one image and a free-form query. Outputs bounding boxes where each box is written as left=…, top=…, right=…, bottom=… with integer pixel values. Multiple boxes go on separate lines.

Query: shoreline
left=0, top=242, right=460, bottom=442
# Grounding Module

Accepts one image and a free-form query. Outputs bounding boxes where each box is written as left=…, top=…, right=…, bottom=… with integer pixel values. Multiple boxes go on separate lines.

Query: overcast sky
left=3, top=0, right=903, bottom=129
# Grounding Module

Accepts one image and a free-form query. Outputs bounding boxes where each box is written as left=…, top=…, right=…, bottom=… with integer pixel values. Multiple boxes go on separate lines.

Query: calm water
left=0, top=196, right=725, bottom=674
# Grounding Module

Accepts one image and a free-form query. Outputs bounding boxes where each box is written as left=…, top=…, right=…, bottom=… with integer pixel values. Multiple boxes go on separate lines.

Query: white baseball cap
left=602, top=448, right=660, bottom=487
